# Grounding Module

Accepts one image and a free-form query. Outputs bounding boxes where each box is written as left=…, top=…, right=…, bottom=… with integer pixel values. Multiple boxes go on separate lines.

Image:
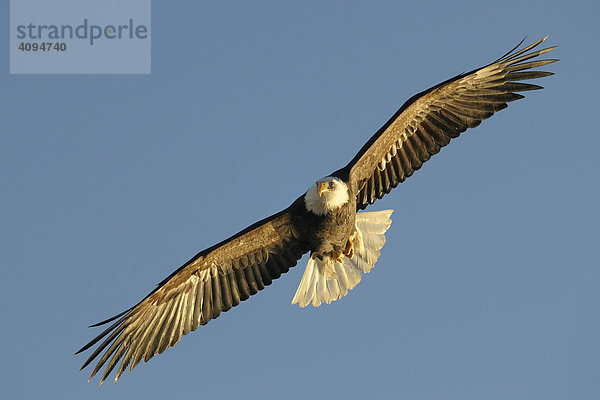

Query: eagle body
left=77, top=37, right=557, bottom=385
left=293, top=202, right=355, bottom=259
left=296, top=177, right=356, bottom=259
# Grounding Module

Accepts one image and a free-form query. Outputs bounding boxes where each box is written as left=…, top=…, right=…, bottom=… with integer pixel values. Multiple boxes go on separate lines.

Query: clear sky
left=2, top=1, right=599, bottom=399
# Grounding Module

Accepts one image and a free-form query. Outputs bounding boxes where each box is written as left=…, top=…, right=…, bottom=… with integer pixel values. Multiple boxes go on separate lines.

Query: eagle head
left=304, top=176, right=349, bottom=215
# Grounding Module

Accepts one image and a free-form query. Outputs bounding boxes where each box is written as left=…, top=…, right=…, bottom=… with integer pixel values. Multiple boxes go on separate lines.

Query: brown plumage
left=338, top=37, right=557, bottom=209
left=77, top=37, right=557, bottom=385
left=77, top=207, right=308, bottom=384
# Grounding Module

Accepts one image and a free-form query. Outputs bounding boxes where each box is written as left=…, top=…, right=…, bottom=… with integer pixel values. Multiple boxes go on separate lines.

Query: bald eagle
left=77, top=37, right=557, bottom=385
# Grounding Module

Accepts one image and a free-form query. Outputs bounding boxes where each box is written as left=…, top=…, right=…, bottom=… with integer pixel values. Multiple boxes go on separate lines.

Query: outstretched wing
left=77, top=206, right=306, bottom=385
left=340, top=37, right=557, bottom=210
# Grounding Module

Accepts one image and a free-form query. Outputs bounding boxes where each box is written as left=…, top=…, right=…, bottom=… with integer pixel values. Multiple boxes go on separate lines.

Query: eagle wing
left=342, top=37, right=557, bottom=210
left=77, top=207, right=306, bottom=385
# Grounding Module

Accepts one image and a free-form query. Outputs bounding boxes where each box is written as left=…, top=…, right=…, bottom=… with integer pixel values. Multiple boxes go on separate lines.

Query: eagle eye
left=328, top=181, right=335, bottom=189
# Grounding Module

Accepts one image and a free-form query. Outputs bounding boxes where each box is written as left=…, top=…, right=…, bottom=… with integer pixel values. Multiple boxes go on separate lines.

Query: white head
left=304, top=176, right=349, bottom=215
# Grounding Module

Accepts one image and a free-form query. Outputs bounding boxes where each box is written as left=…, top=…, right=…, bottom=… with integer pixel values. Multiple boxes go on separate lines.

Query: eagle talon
left=332, top=250, right=344, bottom=263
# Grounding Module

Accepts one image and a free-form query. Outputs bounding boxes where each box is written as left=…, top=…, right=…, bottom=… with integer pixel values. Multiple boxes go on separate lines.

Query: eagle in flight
left=77, top=37, right=557, bottom=385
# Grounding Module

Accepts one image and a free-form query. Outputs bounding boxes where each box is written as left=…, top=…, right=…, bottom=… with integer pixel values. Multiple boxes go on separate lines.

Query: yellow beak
left=318, top=181, right=328, bottom=197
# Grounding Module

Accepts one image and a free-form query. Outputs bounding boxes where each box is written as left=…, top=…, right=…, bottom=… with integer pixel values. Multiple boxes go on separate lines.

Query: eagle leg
left=343, top=237, right=354, bottom=259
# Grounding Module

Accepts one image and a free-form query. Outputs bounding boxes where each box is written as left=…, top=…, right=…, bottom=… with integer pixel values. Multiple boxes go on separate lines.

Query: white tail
left=291, top=210, right=393, bottom=307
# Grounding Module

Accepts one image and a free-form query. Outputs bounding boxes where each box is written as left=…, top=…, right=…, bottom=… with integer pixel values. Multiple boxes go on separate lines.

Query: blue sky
left=2, top=1, right=599, bottom=399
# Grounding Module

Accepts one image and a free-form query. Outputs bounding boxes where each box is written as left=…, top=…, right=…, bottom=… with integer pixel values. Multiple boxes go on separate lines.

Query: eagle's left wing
left=340, top=37, right=557, bottom=210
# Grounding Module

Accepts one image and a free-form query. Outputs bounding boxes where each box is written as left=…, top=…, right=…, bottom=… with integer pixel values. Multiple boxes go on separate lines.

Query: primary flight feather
left=77, top=36, right=557, bottom=385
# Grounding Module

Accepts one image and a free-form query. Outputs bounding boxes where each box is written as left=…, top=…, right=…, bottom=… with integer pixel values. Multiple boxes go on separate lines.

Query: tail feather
left=361, top=233, right=386, bottom=254
left=291, top=210, right=393, bottom=307
left=334, top=260, right=354, bottom=293
left=354, top=256, right=372, bottom=275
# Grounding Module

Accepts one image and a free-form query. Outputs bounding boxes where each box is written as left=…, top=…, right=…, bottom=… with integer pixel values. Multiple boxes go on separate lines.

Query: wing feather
left=340, top=37, right=557, bottom=209
left=77, top=207, right=307, bottom=385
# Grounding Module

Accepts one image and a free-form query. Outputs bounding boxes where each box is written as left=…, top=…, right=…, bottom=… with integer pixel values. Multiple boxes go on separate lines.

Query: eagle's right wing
left=77, top=206, right=307, bottom=385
